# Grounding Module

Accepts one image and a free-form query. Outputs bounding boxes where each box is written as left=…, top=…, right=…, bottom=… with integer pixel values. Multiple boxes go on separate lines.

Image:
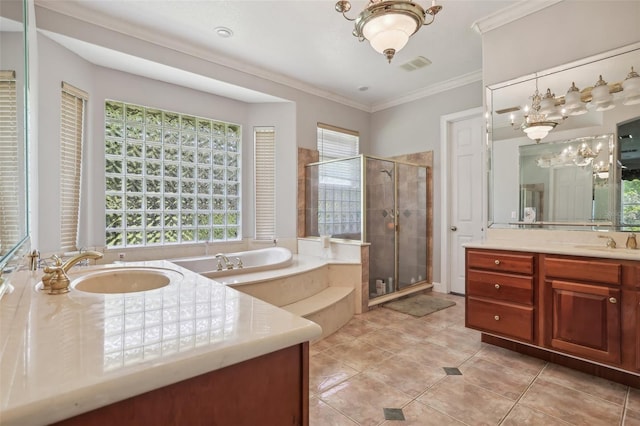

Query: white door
left=448, top=114, right=484, bottom=294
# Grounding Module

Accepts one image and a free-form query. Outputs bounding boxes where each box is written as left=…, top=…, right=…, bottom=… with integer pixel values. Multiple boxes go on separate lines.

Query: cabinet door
left=547, top=280, right=621, bottom=364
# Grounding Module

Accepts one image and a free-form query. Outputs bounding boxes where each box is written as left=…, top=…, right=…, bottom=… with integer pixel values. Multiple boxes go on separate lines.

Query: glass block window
left=105, top=100, right=241, bottom=248
left=316, top=123, right=360, bottom=237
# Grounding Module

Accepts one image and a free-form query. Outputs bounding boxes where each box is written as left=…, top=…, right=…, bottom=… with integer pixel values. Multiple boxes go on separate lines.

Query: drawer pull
left=609, top=297, right=617, bottom=304
left=494, top=284, right=500, bottom=289
left=494, top=315, right=500, bottom=321
left=494, top=260, right=501, bottom=265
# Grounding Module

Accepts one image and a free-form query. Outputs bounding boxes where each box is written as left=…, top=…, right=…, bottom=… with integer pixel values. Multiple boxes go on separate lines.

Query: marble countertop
left=464, top=240, right=640, bottom=261
left=0, top=260, right=322, bottom=425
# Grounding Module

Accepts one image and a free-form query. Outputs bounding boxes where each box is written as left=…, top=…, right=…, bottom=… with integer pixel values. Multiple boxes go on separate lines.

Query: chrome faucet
left=42, top=251, right=104, bottom=294
left=214, top=253, right=234, bottom=270
left=598, top=235, right=617, bottom=248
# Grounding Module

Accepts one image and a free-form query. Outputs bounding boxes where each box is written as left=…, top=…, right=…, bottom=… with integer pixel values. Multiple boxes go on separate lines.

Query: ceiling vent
left=399, top=56, right=432, bottom=72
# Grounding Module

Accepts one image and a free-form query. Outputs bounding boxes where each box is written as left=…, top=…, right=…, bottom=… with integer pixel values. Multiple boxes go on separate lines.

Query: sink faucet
left=214, top=253, right=234, bottom=271
left=42, top=250, right=103, bottom=294
left=598, top=235, right=617, bottom=249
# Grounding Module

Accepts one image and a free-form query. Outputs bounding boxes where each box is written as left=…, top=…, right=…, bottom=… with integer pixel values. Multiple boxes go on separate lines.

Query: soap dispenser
left=626, top=233, right=638, bottom=250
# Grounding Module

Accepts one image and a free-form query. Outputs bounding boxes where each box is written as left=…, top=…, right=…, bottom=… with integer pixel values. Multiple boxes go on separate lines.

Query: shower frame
left=305, top=154, right=429, bottom=303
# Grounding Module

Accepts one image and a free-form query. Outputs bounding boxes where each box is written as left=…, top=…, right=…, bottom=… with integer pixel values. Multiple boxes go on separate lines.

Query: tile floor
left=309, top=292, right=640, bottom=426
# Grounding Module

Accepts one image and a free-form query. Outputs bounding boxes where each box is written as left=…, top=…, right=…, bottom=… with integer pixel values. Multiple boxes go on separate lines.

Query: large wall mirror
left=0, top=0, right=29, bottom=270
left=487, top=42, right=640, bottom=231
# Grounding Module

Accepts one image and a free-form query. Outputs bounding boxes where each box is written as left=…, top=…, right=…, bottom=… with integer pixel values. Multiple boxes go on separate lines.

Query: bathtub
left=170, top=247, right=293, bottom=277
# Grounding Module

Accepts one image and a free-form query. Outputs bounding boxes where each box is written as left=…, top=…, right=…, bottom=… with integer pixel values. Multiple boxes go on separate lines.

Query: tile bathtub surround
left=309, top=292, right=639, bottom=425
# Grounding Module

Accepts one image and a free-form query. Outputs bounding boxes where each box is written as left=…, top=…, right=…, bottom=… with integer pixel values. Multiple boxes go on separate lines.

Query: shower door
left=396, top=163, right=428, bottom=289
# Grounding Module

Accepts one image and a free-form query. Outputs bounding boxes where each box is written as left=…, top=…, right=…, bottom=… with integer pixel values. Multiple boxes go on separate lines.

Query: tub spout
left=215, top=253, right=234, bottom=270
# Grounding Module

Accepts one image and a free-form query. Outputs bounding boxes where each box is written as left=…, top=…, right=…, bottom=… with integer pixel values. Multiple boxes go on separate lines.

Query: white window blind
left=317, top=123, right=359, bottom=161
left=60, top=82, right=88, bottom=252
left=0, top=71, right=19, bottom=250
left=254, top=127, right=275, bottom=240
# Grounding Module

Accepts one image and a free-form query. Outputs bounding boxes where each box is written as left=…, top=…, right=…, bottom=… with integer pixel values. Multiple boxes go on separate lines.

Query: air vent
left=399, top=56, right=432, bottom=72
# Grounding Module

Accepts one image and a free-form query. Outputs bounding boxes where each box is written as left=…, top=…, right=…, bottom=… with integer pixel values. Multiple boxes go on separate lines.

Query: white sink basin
left=71, top=267, right=182, bottom=294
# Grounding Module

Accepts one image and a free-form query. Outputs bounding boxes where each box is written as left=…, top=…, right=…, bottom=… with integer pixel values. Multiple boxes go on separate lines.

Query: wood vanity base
left=54, top=343, right=309, bottom=426
left=482, top=334, right=640, bottom=388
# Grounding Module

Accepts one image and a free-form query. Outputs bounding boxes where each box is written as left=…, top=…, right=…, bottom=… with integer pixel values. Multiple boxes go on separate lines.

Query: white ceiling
left=35, top=0, right=529, bottom=111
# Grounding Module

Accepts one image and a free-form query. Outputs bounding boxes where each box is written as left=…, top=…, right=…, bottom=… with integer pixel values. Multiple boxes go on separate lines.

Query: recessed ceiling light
left=358, top=86, right=369, bottom=92
left=215, top=27, right=233, bottom=38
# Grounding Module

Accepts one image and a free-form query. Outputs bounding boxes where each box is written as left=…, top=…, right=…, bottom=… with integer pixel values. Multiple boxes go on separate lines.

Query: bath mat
left=383, top=294, right=455, bottom=317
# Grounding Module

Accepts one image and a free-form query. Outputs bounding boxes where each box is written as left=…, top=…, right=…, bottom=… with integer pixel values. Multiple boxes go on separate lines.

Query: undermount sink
left=71, top=267, right=182, bottom=294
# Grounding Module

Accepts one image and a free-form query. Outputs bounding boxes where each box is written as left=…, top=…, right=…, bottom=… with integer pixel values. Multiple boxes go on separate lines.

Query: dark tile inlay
left=444, top=367, right=462, bottom=375
left=383, top=408, right=406, bottom=421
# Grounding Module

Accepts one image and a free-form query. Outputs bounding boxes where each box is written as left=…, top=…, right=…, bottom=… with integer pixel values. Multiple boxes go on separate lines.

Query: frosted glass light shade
left=363, top=13, right=417, bottom=53
left=523, top=123, right=554, bottom=141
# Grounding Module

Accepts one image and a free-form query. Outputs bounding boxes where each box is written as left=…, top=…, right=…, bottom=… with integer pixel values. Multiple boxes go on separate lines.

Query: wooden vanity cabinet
left=541, top=256, right=622, bottom=364
left=465, top=249, right=535, bottom=343
left=466, top=247, right=640, bottom=386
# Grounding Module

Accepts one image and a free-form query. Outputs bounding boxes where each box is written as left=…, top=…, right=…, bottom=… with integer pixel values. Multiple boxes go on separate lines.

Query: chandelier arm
left=341, top=12, right=356, bottom=22
left=423, top=14, right=436, bottom=26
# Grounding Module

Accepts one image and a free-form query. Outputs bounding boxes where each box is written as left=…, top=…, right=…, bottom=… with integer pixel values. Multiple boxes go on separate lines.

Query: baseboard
left=432, top=281, right=446, bottom=293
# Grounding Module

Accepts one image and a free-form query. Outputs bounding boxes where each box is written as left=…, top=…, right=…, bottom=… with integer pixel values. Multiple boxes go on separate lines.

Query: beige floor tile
left=624, top=408, right=640, bottom=426
left=362, top=354, right=447, bottom=398
left=473, top=343, right=546, bottom=376
left=502, top=405, right=572, bottom=425
left=520, top=378, right=623, bottom=425
left=309, top=352, right=359, bottom=396
left=383, top=316, right=448, bottom=340
left=309, top=396, right=359, bottom=426
left=356, top=327, right=420, bottom=353
left=310, top=329, right=355, bottom=354
left=458, top=357, right=536, bottom=400
left=362, top=305, right=412, bottom=326
left=324, top=339, right=394, bottom=372
left=425, top=325, right=483, bottom=353
left=381, top=400, right=465, bottom=425
left=539, top=363, right=628, bottom=405
left=628, top=387, right=640, bottom=412
left=417, top=375, right=515, bottom=425
left=339, top=316, right=384, bottom=338
left=396, top=340, right=474, bottom=368
left=319, top=374, right=412, bottom=426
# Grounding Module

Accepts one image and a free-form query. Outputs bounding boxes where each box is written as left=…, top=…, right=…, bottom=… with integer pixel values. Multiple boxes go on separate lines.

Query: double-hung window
left=104, top=101, right=241, bottom=248
left=59, top=82, right=88, bottom=252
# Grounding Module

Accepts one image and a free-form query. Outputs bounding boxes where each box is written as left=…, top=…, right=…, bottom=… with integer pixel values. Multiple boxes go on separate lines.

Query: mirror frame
left=0, top=0, right=30, bottom=272
left=486, top=42, right=640, bottom=232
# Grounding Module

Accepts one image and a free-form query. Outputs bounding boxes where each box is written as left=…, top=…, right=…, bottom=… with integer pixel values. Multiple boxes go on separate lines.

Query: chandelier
left=512, top=83, right=565, bottom=143
left=334, top=0, right=443, bottom=63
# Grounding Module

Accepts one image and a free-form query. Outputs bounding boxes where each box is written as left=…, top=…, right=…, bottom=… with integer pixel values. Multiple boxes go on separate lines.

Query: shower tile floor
left=309, top=292, right=640, bottom=425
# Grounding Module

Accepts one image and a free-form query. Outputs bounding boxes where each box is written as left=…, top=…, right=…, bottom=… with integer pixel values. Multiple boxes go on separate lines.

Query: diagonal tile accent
left=443, top=367, right=462, bottom=375
left=383, top=407, right=405, bottom=420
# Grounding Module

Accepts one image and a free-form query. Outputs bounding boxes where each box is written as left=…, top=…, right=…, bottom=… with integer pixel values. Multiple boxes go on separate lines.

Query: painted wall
left=483, top=1, right=640, bottom=86
left=34, top=10, right=371, bottom=254
left=369, top=81, right=484, bottom=283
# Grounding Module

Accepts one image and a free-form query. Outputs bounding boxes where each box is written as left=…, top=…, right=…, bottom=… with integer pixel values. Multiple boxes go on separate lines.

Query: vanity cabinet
left=541, top=256, right=622, bottom=364
left=465, top=249, right=535, bottom=343
left=465, top=248, right=640, bottom=387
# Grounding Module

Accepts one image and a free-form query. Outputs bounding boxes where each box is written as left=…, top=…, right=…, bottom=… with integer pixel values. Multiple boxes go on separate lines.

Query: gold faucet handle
left=43, top=266, right=71, bottom=295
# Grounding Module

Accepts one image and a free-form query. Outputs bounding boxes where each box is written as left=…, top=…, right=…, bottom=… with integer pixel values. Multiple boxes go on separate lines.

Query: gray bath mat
left=384, top=294, right=455, bottom=317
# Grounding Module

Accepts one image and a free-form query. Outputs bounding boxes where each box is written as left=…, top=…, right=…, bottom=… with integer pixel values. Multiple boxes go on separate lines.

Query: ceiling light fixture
left=214, top=27, right=233, bottom=38
left=334, top=0, right=442, bottom=63
left=511, top=81, right=565, bottom=143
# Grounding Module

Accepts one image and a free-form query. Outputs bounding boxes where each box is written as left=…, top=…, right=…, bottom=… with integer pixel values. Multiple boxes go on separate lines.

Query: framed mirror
left=487, top=42, right=640, bottom=231
left=0, top=0, right=29, bottom=271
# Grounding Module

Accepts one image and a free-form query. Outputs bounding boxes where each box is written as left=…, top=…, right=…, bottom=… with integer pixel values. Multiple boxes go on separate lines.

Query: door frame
left=439, top=106, right=485, bottom=294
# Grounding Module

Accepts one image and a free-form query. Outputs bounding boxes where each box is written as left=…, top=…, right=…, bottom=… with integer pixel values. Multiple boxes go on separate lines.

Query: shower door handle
left=450, top=226, right=457, bottom=231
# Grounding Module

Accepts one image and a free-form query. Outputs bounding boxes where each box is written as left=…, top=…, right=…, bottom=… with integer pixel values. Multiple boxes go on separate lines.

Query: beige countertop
left=0, top=260, right=322, bottom=425
left=464, top=240, right=640, bottom=261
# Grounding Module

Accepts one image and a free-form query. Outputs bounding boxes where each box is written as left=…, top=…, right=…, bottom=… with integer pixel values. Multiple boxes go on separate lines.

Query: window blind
left=0, top=71, right=19, bottom=251
left=59, top=82, right=88, bottom=251
left=317, top=123, right=359, bottom=161
left=254, top=127, right=275, bottom=240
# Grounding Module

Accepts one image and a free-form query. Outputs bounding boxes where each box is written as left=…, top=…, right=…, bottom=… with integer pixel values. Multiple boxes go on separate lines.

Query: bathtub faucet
left=215, top=253, right=234, bottom=271
left=235, top=257, right=243, bottom=269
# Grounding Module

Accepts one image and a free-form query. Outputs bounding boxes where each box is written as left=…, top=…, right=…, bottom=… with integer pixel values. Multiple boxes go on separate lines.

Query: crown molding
left=371, top=69, right=483, bottom=113
left=471, top=0, right=564, bottom=35
left=35, top=1, right=373, bottom=112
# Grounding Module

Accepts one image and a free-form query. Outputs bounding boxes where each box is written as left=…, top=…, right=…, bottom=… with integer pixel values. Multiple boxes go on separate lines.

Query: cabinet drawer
left=544, top=257, right=621, bottom=285
left=467, top=270, right=533, bottom=305
left=467, top=250, right=534, bottom=275
left=466, top=297, right=534, bottom=342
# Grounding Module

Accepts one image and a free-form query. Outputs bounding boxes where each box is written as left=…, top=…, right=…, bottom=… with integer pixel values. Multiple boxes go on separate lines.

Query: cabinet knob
left=494, top=315, right=500, bottom=321
left=609, top=297, right=617, bottom=304
left=494, top=284, right=500, bottom=290
left=494, top=260, right=500, bottom=265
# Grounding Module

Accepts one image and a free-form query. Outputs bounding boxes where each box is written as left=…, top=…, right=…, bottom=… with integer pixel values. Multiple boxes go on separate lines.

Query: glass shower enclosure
left=305, top=155, right=428, bottom=301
